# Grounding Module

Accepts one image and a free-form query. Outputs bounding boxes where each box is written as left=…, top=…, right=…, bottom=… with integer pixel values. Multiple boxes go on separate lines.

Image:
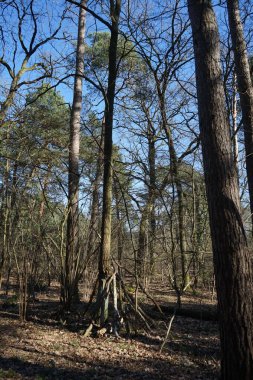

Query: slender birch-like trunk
left=63, top=0, right=86, bottom=309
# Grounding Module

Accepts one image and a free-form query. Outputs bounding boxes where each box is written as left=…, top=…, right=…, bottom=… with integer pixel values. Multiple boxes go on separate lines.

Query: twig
left=159, top=308, right=177, bottom=353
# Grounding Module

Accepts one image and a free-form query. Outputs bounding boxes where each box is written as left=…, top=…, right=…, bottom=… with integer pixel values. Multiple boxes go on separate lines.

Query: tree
left=127, top=0, right=197, bottom=297
left=226, top=0, right=253, bottom=234
left=0, top=0, right=66, bottom=125
left=0, top=85, right=70, bottom=318
left=97, top=0, right=121, bottom=325
left=136, top=106, right=157, bottom=284
left=62, top=0, right=86, bottom=310
left=188, top=1, right=253, bottom=378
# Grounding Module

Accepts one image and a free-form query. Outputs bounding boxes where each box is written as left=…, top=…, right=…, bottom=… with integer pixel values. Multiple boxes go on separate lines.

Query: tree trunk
left=87, top=126, right=103, bottom=258
left=155, top=83, right=189, bottom=289
left=163, top=119, right=188, bottom=289
left=63, top=0, right=86, bottom=309
left=137, top=206, right=148, bottom=281
left=97, top=0, right=121, bottom=325
left=0, top=65, right=27, bottom=126
left=114, top=183, right=125, bottom=267
left=232, top=72, right=239, bottom=180
left=188, top=1, right=253, bottom=379
left=226, top=0, right=253, bottom=233
left=0, top=158, right=10, bottom=289
left=147, top=117, right=156, bottom=276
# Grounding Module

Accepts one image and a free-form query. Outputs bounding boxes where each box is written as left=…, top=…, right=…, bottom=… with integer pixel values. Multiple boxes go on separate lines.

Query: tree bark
left=87, top=124, right=104, bottom=258
left=97, top=0, right=121, bottom=325
left=188, top=1, right=253, bottom=379
left=63, top=0, right=86, bottom=309
left=137, top=205, right=149, bottom=281
left=226, top=0, right=253, bottom=233
left=232, top=72, right=239, bottom=179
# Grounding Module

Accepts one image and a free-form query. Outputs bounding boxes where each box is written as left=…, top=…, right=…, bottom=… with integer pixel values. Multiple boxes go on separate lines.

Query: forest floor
left=0, top=281, right=220, bottom=379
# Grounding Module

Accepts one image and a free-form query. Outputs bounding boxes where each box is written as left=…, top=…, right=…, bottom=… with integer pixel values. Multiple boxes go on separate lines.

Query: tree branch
left=66, top=0, right=112, bottom=30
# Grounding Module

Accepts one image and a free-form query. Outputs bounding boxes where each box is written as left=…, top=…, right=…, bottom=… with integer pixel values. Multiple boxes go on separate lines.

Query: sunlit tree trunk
left=97, top=0, right=121, bottom=325
left=63, top=0, right=86, bottom=309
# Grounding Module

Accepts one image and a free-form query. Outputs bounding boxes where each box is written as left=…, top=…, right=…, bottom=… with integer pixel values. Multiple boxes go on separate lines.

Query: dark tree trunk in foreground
left=97, top=0, right=121, bottom=325
left=188, top=1, right=253, bottom=379
left=226, top=0, right=253, bottom=234
left=63, top=0, right=86, bottom=309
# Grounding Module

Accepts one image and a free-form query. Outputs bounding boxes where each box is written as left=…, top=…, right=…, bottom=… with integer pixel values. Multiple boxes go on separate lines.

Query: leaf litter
left=0, top=286, right=219, bottom=379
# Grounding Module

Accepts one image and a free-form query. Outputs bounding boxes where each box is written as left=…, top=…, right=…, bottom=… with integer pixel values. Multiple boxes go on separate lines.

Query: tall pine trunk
left=188, top=1, right=253, bottom=378
left=63, top=0, right=86, bottom=309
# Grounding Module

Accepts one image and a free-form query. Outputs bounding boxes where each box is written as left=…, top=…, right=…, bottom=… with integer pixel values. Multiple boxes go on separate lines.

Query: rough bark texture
left=64, top=0, right=86, bottom=309
left=226, top=0, right=253, bottom=233
left=98, top=0, right=121, bottom=324
left=188, top=1, right=253, bottom=379
left=232, top=73, right=239, bottom=178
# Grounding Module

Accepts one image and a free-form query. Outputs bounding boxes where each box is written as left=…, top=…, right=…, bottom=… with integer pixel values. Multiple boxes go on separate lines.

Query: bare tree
left=0, top=0, right=66, bottom=124
left=127, top=0, right=197, bottom=296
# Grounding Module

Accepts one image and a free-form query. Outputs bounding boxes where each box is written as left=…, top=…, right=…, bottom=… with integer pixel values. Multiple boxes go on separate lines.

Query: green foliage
left=0, top=85, right=70, bottom=171
left=85, top=32, right=141, bottom=73
left=22, top=85, right=70, bottom=162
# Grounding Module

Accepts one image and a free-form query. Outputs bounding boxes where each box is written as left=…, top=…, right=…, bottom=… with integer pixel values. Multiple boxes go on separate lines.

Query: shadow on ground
left=0, top=353, right=219, bottom=380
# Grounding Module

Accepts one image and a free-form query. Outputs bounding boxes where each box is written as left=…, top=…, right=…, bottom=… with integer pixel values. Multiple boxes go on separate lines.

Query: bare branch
left=66, top=0, right=112, bottom=30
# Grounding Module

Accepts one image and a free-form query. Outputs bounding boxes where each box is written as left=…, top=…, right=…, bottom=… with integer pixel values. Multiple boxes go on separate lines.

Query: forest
left=0, top=0, right=253, bottom=379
